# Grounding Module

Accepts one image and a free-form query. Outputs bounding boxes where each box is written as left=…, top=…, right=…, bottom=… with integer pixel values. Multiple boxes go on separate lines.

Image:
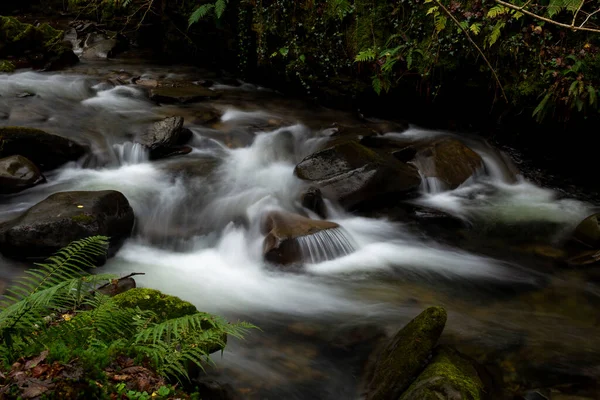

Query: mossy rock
left=112, top=288, right=198, bottom=322
left=0, top=126, right=86, bottom=170
left=366, top=306, right=447, bottom=400
left=399, top=346, right=484, bottom=400
left=0, top=60, right=15, bottom=72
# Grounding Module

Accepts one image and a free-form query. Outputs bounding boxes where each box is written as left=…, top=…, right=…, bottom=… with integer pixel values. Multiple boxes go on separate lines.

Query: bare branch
left=572, top=0, right=585, bottom=27
left=495, top=0, right=600, bottom=33
left=580, top=7, right=600, bottom=28
left=434, top=0, right=508, bottom=103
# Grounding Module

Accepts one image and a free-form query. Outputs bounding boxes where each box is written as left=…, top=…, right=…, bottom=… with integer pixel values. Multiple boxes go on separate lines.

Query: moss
left=71, top=214, right=96, bottom=224
left=366, top=306, right=447, bottom=400
left=112, top=288, right=198, bottom=322
left=399, top=346, right=484, bottom=400
left=0, top=60, right=15, bottom=73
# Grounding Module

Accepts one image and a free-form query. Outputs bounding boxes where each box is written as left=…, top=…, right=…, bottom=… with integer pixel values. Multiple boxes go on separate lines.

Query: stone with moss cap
left=399, top=346, right=484, bottom=400
left=111, top=288, right=198, bottom=322
left=0, top=60, right=15, bottom=73
left=366, top=306, right=447, bottom=400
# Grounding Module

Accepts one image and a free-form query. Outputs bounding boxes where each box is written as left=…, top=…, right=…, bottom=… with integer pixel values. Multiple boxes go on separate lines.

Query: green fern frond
left=355, top=48, right=377, bottom=62
left=533, top=91, right=553, bottom=122
left=188, top=4, right=215, bottom=26
left=215, top=0, right=228, bottom=19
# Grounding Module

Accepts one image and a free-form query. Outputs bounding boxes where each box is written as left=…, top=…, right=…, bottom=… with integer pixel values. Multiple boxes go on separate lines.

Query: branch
left=572, top=0, right=585, bottom=27
left=580, top=7, right=600, bottom=28
left=434, top=0, right=508, bottom=103
left=495, top=0, right=600, bottom=33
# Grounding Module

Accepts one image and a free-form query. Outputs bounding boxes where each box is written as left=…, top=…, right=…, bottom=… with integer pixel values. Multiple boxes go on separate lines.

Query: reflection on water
left=1, top=60, right=600, bottom=399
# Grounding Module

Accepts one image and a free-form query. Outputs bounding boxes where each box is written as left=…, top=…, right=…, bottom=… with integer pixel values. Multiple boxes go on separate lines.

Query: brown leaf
left=31, top=365, right=50, bottom=378
left=24, top=351, right=48, bottom=370
left=111, top=374, right=131, bottom=382
left=21, top=378, right=53, bottom=399
left=121, top=366, right=149, bottom=375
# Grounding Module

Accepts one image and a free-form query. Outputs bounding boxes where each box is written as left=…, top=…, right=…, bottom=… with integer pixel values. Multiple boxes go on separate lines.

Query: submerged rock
left=399, top=346, right=484, bottom=400
left=295, top=141, right=421, bottom=211
left=565, top=213, right=600, bottom=266
left=0, top=126, right=86, bottom=170
left=137, top=116, right=193, bottom=159
left=261, top=211, right=340, bottom=265
left=150, top=85, right=221, bottom=104
left=301, top=187, right=327, bottom=219
left=0, top=190, right=134, bottom=261
left=365, top=306, right=447, bottom=400
left=0, top=155, right=46, bottom=194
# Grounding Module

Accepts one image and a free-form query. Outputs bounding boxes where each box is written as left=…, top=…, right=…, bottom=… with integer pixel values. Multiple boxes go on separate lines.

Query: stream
left=2, top=57, right=600, bottom=399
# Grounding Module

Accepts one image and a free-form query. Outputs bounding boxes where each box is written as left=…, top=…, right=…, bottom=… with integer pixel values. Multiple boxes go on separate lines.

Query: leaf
left=279, top=47, right=289, bottom=57
left=372, top=75, right=382, bottom=95
left=188, top=4, right=215, bottom=27
left=215, top=0, right=227, bottom=19
left=299, top=54, right=306, bottom=63
left=469, top=22, right=481, bottom=35
left=355, top=48, right=377, bottom=62
left=533, top=91, right=552, bottom=121
left=587, top=85, right=597, bottom=106
left=487, top=5, right=507, bottom=18
left=435, top=15, right=447, bottom=33
left=427, top=6, right=439, bottom=16
left=486, top=21, right=505, bottom=48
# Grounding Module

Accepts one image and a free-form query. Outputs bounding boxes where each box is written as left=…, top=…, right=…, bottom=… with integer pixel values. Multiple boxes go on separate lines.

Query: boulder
left=150, top=85, right=221, bottom=104
left=0, top=155, right=46, bottom=194
left=112, top=288, right=197, bottom=322
left=399, top=346, right=484, bottom=400
left=0, top=126, right=86, bottom=170
left=565, top=213, right=600, bottom=266
left=301, top=187, right=327, bottom=219
left=0, top=60, right=15, bottom=72
left=261, top=211, right=339, bottom=265
left=295, top=141, right=421, bottom=211
left=366, top=306, right=447, bottom=400
left=411, top=138, right=483, bottom=189
left=137, top=116, right=193, bottom=160
left=0, top=190, right=134, bottom=260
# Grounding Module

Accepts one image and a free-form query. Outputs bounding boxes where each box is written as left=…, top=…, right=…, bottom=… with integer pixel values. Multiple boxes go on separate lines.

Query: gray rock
left=137, top=116, right=193, bottom=159
left=0, top=190, right=134, bottom=261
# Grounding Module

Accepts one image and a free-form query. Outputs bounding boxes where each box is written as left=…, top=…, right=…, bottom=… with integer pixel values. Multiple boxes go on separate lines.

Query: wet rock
left=412, top=138, right=484, bottom=189
left=192, top=107, right=221, bottom=125
left=0, top=190, right=134, bottom=261
left=80, top=31, right=127, bottom=60
left=301, top=187, right=327, bottom=218
left=0, top=126, right=86, bottom=170
left=366, top=306, right=447, bottom=400
left=295, top=141, right=421, bottom=211
left=0, top=155, right=46, bottom=194
left=565, top=213, right=600, bottom=266
left=399, top=346, right=484, bottom=400
left=150, top=85, right=221, bottom=104
left=160, top=155, right=221, bottom=179
left=137, top=116, right=193, bottom=160
left=135, top=78, right=158, bottom=88
left=261, top=211, right=339, bottom=265
left=97, top=277, right=136, bottom=297
left=194, top=379, right=239, bottom=400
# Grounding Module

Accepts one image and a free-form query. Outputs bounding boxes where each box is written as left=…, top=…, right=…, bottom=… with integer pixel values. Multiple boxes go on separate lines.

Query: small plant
left=0, top=236, right=256, bottom=398
left=188, top=0, right=229, bottom=26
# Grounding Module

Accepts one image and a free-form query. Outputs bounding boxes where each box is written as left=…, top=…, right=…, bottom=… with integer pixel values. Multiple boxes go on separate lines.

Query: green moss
left=112, top=288, right=198, bottom=322
left=71, top=214, right=96, bottom=224
left=0, top=60, right=14, bottom=73
left=367, top=306, right=447, bottom=400
left=399, top=346, right=484, bottom=400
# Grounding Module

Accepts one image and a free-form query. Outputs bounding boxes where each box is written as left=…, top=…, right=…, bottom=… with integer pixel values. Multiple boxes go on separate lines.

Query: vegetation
left=0, top=236, right=255, bottom=398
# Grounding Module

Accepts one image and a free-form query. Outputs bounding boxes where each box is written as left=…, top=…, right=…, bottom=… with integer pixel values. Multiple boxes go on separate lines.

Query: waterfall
left=113, top=142, right=149, bottom=165
left=297, top=227, right=356, bottom=264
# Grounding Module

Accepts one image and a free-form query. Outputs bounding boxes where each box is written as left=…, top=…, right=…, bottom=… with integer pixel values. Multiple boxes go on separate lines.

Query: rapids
left=1, top=60, right=600, bottom=399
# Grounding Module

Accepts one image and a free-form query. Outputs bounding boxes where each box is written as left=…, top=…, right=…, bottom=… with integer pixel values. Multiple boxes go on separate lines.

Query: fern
left=487, top=5, right=508, bottom=18
left=355, top=48, right=377, bottom=62
left=215, top=0, right=227, bottom=19
left=486, top=21, right=506, bottom=48
left=533, top=91, right=553, bottom=122
left=0, top=236, right=256, bottom=386
left=188, top=0, right=229, bottom=26
left=470, top=23, right=482, bottom=35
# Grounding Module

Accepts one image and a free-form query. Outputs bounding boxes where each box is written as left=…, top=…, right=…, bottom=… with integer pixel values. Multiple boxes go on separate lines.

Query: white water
left=2, top=67, right=598, bottom=398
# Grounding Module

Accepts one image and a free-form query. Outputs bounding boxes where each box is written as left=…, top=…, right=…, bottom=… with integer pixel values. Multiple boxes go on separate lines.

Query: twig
left=96, top=272, right=146, bottom=291
left=580, top=7, right=600, bottom=28
left=496, top=0, right=600, bottom=33
left=434, top=0, right=508, bottom=103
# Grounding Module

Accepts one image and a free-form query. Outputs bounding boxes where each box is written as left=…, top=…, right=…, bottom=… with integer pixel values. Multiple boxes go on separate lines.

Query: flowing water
left=1, top=58, right=600, bottom=399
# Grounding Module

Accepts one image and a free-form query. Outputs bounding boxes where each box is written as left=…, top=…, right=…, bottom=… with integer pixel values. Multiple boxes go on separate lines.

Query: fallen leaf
left=31, top=364, right=50, bottom=378
left=25, top=351, right=48, bottom=370
left=21, top=378, right=53, bottom=399
left=111, top=374, right=131, bottom=382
